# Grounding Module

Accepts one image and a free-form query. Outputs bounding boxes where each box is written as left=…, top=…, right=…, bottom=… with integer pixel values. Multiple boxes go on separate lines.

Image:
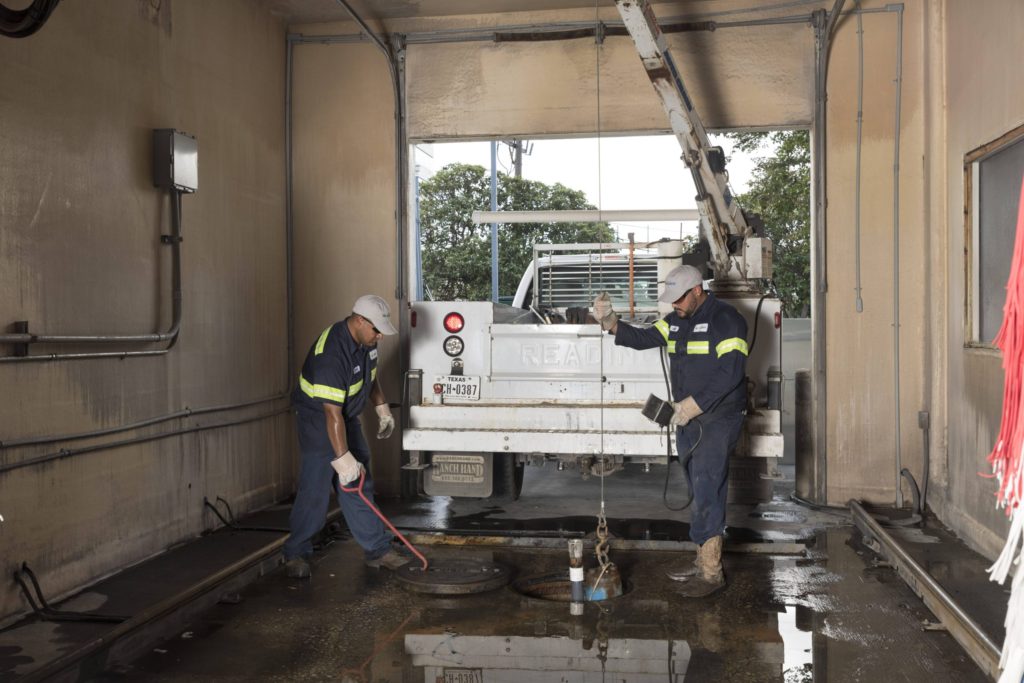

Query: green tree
left=418, top=163, right=615, bottom=301
left=727, top=131, right=811, bottom=317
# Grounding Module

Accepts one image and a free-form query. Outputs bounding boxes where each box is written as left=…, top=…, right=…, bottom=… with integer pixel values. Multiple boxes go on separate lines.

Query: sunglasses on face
left=361, top=316, right=381, bottom=335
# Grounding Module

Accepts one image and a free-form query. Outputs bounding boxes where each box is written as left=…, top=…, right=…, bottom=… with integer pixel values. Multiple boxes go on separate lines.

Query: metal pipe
left=0, top=407, right=290, bottom=476
left=0, top=190, right=184, bottom=361
left=849, top=500, right=1000, bottom=679
left=891, top=3, right=904, bottom=508
left=811, top=9, right=829, bottom=504
left=568, top=539, right=585, bottom=615
left=289, top=9, right=817, bottom=48
left=285, top=36, right=295, bottom=389
left=490, top=140, right=499, bottom=303
left=853, top=5, right=864, bottom=313
left=0, top=395, right=287, bottom=449
left=472, top=209, right=699, bottom=224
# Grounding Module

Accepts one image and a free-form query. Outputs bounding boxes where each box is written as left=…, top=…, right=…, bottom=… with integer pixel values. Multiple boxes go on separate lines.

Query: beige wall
left=406, top=12, right=813, bottom=138
left=821, top=2, right=929, bottom=505
left=289, top=31, right=403, bottom=492
left=0, top=1, right=291, bottom=622
left=939, top=0, right=1024, bottom=557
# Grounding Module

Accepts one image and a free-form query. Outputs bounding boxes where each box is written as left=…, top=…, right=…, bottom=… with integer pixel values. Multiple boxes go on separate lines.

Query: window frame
left=964, top=122, right=1024, bottom=349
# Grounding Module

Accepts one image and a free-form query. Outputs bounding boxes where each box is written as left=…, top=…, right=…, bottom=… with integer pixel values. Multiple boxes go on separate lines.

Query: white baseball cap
left=658, top=265, right=704, bottom=303
left=352, top=295, right=397, bottom=335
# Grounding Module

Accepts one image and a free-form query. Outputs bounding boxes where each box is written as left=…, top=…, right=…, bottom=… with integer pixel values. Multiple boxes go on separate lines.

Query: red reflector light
left=443, top=312, right=465, bottom=333
left=774, top=311, right=782, bottom=329
left=411, top=310, right=418, bottom=328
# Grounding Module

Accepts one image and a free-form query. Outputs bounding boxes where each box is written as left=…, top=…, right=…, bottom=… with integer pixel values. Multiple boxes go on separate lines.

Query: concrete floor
left=93, top=465, right=989, bottom=682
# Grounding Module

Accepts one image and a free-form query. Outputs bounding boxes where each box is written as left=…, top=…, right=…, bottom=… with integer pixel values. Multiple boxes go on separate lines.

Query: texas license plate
left=434, top=375, right=480, bottom=400
left=443, top=669, right=483, bottom=683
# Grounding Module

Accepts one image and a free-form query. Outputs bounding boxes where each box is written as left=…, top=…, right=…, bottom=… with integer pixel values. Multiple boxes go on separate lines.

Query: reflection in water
left=405, top=632, right=690, bottom=682
left=779, top=605, right=814, bottom=681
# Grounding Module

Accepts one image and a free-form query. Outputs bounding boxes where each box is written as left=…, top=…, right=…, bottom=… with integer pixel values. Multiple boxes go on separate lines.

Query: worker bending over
left=594, top=265, right=748, bottom=597
left=283, top=294, right=407, bottom=578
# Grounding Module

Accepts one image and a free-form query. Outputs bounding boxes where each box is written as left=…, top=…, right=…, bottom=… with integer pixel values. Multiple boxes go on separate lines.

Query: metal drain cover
left=395, top=558, right=513, bottom=595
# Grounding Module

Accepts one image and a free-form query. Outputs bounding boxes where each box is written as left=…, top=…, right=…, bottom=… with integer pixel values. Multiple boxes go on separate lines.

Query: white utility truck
left=402, top=0, right=785, bottom=501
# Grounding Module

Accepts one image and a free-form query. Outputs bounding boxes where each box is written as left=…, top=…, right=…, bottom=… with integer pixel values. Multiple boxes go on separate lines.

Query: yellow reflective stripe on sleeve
left=348, top=379, right=364, bottom=398
left=716, top=337, right=750, bottom=357
left=314, top=326, right=332, bottom=355
left=667, top=341, right=677, bottom=354
left=300, top=375, right=347, bottom=403
left=686, top=341, right=710, bottom=355
left=654, top=320, right=670, bottom=343
left=371, top=367, right=377, bottom=382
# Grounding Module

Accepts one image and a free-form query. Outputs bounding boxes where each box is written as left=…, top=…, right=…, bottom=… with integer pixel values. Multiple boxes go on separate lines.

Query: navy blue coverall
left=614, top=292, right=748, bottom=544
left=283, top=319, right=392, bottom=562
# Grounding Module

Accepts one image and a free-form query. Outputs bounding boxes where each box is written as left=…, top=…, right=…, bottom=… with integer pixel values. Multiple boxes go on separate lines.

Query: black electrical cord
left=202, top=497, right=290, bottom=533
left=14, top=563, right=128, bottom=623
left=0, top=0, right=61, bottom=38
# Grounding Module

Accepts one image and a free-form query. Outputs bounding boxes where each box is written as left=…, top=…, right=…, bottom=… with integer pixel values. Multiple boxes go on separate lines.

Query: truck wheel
left=492, top=453, right=525, bottom=502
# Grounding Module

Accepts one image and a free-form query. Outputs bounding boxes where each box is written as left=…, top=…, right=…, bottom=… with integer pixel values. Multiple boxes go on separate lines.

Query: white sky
left=414, top=133, right=756, bottom=243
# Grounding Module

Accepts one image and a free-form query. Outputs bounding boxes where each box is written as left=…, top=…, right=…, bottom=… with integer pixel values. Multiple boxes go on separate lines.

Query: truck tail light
left=443, top=312, right=465, bottom=333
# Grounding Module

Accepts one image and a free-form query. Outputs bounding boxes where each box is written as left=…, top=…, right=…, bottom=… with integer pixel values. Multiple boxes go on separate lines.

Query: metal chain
left=595, top=506, right=611, bottom=570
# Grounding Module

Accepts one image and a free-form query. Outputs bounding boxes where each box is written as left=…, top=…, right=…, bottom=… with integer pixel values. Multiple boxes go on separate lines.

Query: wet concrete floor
left=94, top=467, right=988, bottom=681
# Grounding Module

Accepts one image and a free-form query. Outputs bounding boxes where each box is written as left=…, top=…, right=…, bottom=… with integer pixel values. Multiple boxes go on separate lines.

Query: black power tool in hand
left=642, top=394, right=673, bottom=427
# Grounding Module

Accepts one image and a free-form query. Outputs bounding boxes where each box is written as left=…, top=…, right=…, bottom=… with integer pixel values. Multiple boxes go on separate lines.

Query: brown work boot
left=676, top=535, right=725, bottom=598
left=365, top=549, right=410, bottom=570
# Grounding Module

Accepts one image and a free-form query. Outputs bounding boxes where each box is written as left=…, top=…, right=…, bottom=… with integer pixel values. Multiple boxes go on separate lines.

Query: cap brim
left=658, top=285, right=686, bottom=304
left=374, top=317, right=398, bottom=335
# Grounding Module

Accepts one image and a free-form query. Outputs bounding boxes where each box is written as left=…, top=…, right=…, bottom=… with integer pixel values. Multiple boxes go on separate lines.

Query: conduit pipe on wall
left=0, top=394, right=288, bottom=449
left=853, top=5, right=864, bottom=313
left=890, top=3, right=904, bottom=508
left=0, top=406, right=291, bottom=476
left=0, top=191, right=185, bottom=362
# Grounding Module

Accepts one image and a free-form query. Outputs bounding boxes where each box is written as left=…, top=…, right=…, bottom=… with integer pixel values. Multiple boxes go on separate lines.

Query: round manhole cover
left=395, top=558, right=513, bottom=595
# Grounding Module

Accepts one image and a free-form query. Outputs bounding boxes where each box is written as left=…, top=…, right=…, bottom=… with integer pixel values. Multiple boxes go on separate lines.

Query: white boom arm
left=615, top=0, right=770, bottom=283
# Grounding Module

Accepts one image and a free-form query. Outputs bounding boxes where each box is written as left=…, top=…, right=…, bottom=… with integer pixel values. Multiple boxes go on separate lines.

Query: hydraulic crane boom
left=615, top=0, right=772, bottom=285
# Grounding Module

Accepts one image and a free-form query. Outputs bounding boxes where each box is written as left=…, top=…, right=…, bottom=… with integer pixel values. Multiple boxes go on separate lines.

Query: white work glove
left=670, top=396, right=704, bottom=428
left=592, top=292, right=618, bottom=331
left=331, top=451, right=364, bottom=486
left=375, top=403, right=395, bottom=439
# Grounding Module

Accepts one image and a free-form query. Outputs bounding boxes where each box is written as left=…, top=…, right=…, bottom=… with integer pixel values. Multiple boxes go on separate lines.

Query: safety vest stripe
left=654, top=320, right=670, bottom=343
left=314, top=326, right=332, bottom=356
left=348, top=379, right=364, bottom=397
left=371, top=367, right=377, bottom=382
left=686, top=341, right=710, bottom=355
left=716, top=337, right=750, bottom=357
left=300, top=375, right=346, bottom=403
left=667, top=341, right=677, bottom=354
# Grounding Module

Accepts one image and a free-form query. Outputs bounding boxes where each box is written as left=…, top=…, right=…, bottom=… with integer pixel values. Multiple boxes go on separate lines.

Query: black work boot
left=676, top=536, right=725, bottom=598
left=285, top=557, right=311, bottom=579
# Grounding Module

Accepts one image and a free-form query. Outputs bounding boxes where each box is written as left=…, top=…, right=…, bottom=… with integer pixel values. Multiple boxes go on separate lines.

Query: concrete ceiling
left=265, top=0, right=613, bottom=24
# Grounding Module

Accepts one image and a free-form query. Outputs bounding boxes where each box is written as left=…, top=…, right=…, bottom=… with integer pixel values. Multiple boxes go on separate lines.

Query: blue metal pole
left=490, top=141, right=499, bottom=303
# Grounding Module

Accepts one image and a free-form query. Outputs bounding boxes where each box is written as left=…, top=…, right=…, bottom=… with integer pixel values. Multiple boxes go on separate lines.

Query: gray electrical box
left=152, top=129, right=198, bottom=193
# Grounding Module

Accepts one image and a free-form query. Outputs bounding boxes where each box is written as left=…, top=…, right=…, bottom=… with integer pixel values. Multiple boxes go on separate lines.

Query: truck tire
left=492, top=453, right=525, bottom=502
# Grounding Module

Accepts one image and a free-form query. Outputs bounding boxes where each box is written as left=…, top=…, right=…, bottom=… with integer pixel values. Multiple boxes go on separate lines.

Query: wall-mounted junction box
left=152, top=129, right=198, bottom=193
